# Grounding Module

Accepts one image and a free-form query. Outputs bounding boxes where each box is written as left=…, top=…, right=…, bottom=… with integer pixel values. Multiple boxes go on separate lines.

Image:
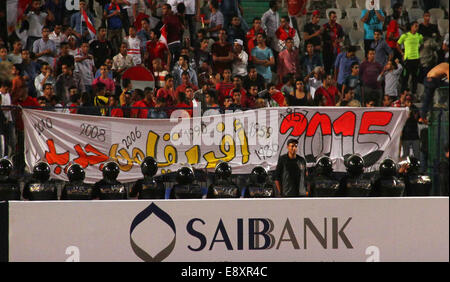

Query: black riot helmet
left=379, top=158, right=397, bottom=177
left=215, top=162, right=232, bottom=180
left=141, top=156, right=158, bottom=177
left=102, top=161, right=120, bottom=181
left=67, top=163, right=85, bottom=182
left=251, top=166, right=268, bottom=184
left=345, top=155, right=364, bottom=176
left=315, top=156, right=333, bottom=176
left=0, top=158, right=13, bottom=180
left=33, top=162, right=51, bottom=182
left=176, top=167, right=194, bottom=185
left=407, top=156, right=421, bottom=174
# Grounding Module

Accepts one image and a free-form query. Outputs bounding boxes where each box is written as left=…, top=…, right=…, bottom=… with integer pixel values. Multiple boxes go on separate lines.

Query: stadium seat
left=336, top=0, right=352, bottom=11
left=318, top=18, right=329, bottom=26
left=429, top=8, right=445, bottom=24
left=355, top=49, right=365, bottom=61
left=346, top=8, right=362, bottom=22
left=379, top=0, right=390, bottom=11
left=408, top=8, right=424, bottom=23
left=349, top=30, right=364, bottom=48
left=326, top=8, right=343, bottom=20
left=441, top=0, right=449, bottom=10
left=384, top=7, right=393, bottom=17
left=438, top=19, right=449, bottom=36
left=355, top=0, right=366, bottom=10
left=403, top=0, right=417, bottom=9
left=338, top=18, right=355, bottom=31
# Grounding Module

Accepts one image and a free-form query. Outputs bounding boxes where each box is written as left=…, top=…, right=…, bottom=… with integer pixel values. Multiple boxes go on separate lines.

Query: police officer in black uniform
left=129, top=157, right=166, bottom=199
left=371, top=158, right=405, bottom=197
left=401, top=157, right=432, bottom=196
left=207, top=162, right=240, bottom=198
left=243, top=166, right=276, bottom=198
left=0, top=158, right=21, bottom=200
left=22, top=162, right=58, bottom=200
left=170, top=166, right=203, bottom=199
left=337, top=154, right=372, bottom=197
left=61, top=164, right=94, bottom=200
left=92, top=162, right=127, bottom=200
left=310, top=156, right=339, bottom=197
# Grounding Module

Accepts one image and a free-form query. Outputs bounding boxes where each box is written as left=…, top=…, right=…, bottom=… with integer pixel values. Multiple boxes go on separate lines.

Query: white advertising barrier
left=23, top=107, right=409, bottom=183
left=8, top=198, right=449, bottom=262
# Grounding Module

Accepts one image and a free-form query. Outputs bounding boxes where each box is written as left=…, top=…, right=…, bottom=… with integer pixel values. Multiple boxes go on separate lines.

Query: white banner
left=23, top=107, right=409, bottom=183
left=8, top=198, right=449, bottom=262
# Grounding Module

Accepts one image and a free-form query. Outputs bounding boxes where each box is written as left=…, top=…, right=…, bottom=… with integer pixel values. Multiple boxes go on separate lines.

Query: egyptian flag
left=160, top=24, right=168, bottom=46
left=81, top=9, right=96, bottom=38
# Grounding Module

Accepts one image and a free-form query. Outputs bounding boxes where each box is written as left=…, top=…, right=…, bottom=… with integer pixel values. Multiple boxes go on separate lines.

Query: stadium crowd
left=0, top=0, right=448, bottom=183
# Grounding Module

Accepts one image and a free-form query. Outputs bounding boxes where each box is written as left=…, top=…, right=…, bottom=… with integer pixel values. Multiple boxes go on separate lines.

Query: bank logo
left=130, top=203, right=176, bottom=262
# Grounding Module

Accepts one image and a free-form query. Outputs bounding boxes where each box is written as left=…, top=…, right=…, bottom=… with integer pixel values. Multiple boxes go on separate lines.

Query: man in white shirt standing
left=261, top=0, right=280, bottom=51
left=232, top=39, right=248, bottom=77
left=75, top=42, right=95, bottom=93
left=24, top=0, right=50, bottom=50
left=124, top=26, right=142, bottom=65
left=33, top=26, right=56, bottom=66
left=0, top=81, right=15, bottom=158
left=49, top=24, right=68, bottom=55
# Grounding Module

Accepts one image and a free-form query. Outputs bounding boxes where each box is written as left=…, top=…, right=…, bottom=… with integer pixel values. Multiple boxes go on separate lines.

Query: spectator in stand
left=41, top=82, right=55, bottom=103
left=336, top=87, right=361, bottom=107
left=393, top=88, right=410, bottom=107
left=231, top=39, right=248, bottom=78
left=360, top=48, right=383, bottom=105
left=287, top=0, right=307, bottom=34
left=251, top=32, right=274, bottom=84
left=49, top=24, right=67, bottom=55
left=342, top=62, right=363, bottom=103
left=360, top=0, right=385, bottom=54
left=0, top=80, right=15, bottom=157
left=246, top=17, right=265, bottom=61
left=19, top=49, right=41, bottom=97
left=152, top=58, right=169, bottom=89
left=304, top=66, right=324, bottom=104
left=137, top=18, right=151, bottom=53
left=365, top=98, right=376, bottom=107
left=89, top=26, right=113, bottom=70
left=303, top=10, right=322, bottom=53
left=385, top=4, right=402, bottom=61
left=67, top=92, right=81, bottom=114
left=104, top=0, right=124, bottom=55
left=162, top=3, right=184, bottom=67
left=377, top=58, right=403, bottom=99
left=34, top=62, right=55, bottom=97
left=205, top=90, right=219, bottom=110
left=175, top=71, right=198, bottom=99
left=123, top=26, right=142, bottom=65
left=219, top=0, right=243, bottom=32
left=145, top=28, right=171, bottom=71
left=44, top=0, right=67, bottom=28
left=211, top=29, right=233, bottom=75
left=148, top=97, right=168, bottom=119
left=229, top=89, right=243, bottom=111
left=70, top=0, right=95, bottom=42
left=131, top=87, right=155, bottom=118
left=55, top=63, right=85, bottom=105
left=397, top=21, right=423, bottom=96
left=315, top=74, right=339, bottom=106
left=418, top=12, right=441, bottom=83
left=93, top=64, right=115, bottom=95
left=94, top=58, right=113, bottom=79
left=55, top=42, right=75, bottom=76
left=77, top=92, right=101, bottom=116
left=33, top=28, right=58, bottom=67
left=229, top=75, right=248, bottom=102
left=112, top=42, right=135, bottom=78
left=322, top=10, right=344, bottom=75
left=93, top=82, right=109, bottom=116
left=194, top=38, right=213, bottom=73
left=67, top=35, right=79, bottom=57
left=261, top=0, right=280, bottom=51
left=119, top=78, right=132, bottom=106
left=371, top=30, right=393, bottom=66
left=10, top=64, right=25, bottom=104
left=108, top=95, right=123, bottom=117
left=418, top=11, right=439, bottom=40
left=241, top=83, right=258, bottom=109
left=227, top=15, right=246, bottom=45
left=7, top=41, right=23, bottom=64
left=222, top=96, right=234, bottom=113
left=75, top=42, right=95, bottom=94
left=121, top=90, right=133, bottom=118
left=267, top=82, right=287, bottom=107
left=382, top=94, right=393, bottom=107
left=173, top=55, right=198, bottom=88
left=243, top=64, right=266, bottom=91
left=287, top=79, right=311, bottom=106
left=300, top=43, right=322, bottom=78
left=175, top=91, right=193, bottom=117
left=275, top=16, right=300, bottom=53
left=277, top=37, right=300, bottom=83
left=156, top=74, right=176, bottom=115
left=334, top=46, right=359, bottom=92
left=216, top=68, right=234, bottom=106
left=24, top=0, right=51, bottom=51
left=280, top=73, right=295, bottom=98
left=0, top=47, right=10, bottom=63
left=401, top=95, right=420, bottom=158
left=385, top=3, right=408, bottom=34
left=205, top=0, right=224, bottom=41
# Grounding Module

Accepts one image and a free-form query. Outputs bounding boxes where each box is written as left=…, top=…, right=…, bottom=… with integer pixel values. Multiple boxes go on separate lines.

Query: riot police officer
left=92, top=162, right=127, bottom=200
left=243, top=166, right=276, bottom=198
left=371, top=159, right=405, bottom=197
left=61, top=163, right=93, bottom=200
left=22, top=162, right=58, bottom=200
left=0, top=158, right=21, bottom=200
left=170, top=166, right=203, bottom=199
left=207, top=162, right=240, bottom=198
left=310, top=156, right=339, bottom=197
left=129, top=157, right=166, bottom=199
left=401, top=157, right=432, bottom=196
left=337, top=155, right=372, bottom=197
